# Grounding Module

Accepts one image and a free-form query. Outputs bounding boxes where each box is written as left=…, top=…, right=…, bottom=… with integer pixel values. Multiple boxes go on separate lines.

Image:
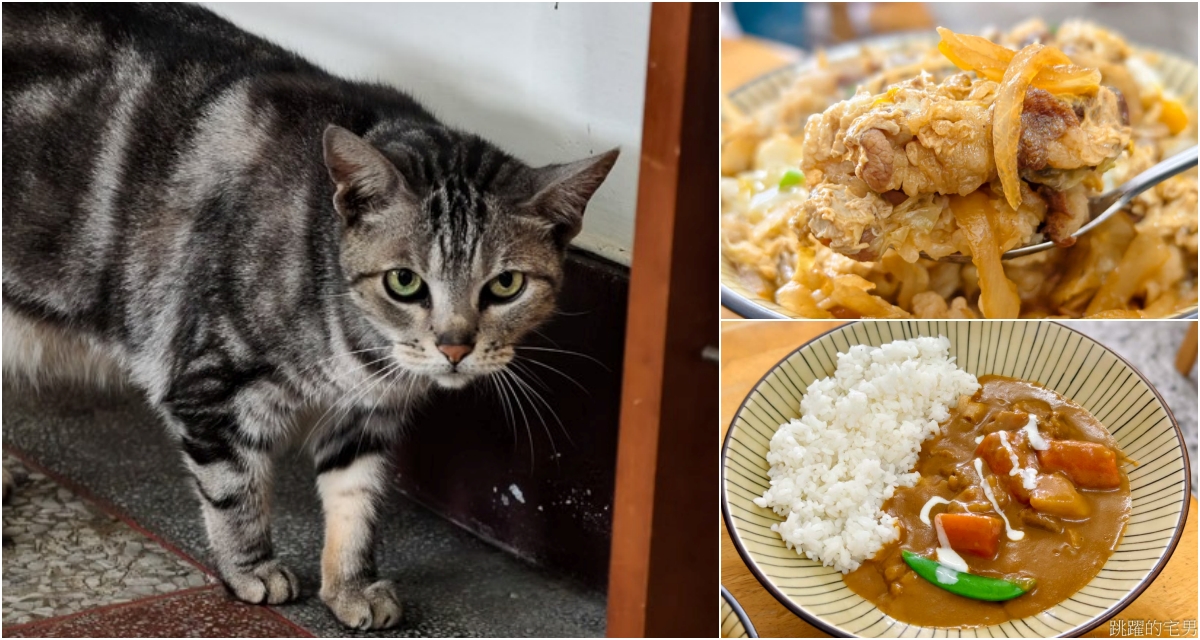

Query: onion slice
left=936, top=27, right=1099, bottom=95
left=994, top=44, right=1064, bottom=210
left=949, top=192, right=1021, bottom=318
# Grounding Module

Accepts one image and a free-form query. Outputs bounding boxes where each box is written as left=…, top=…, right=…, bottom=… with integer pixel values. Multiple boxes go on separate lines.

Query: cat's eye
left=384, top=269, right=426, bottom=301
left=486, top=271, right=525, bottom=301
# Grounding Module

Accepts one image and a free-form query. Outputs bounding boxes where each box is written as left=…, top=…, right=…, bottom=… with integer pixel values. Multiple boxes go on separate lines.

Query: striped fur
left=2, top=4, right=616, bottom=630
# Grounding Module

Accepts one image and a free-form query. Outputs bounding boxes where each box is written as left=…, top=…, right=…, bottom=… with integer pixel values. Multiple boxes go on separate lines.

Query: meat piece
left=1111, top=87, right=1130, bottom=126
left=949, top=486, right=994, bottom=514
left=1027, top=87, right=1128, bottom=172
left=884, top=557, right=908, bottom=582
left=1020, top=508, right=1065, bottom=533
left=1039, top=184, right=1091, bottom=247
left=798, top=72, right=1128, bottom=262
left=947, top=470, right=966, bottom=492
left=799, top=73, right=996, bottom=200
left=801, top=183, right=890, bottom=259
left=989, top=410, right=1032, bottom=431
left=859, top=129, right=896, bottom=192
left=1019, top=88, right=1080, bottom=171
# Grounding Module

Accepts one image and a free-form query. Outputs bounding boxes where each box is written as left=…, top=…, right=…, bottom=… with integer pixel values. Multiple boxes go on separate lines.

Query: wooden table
left=720, top=321, right=1199, bottom=638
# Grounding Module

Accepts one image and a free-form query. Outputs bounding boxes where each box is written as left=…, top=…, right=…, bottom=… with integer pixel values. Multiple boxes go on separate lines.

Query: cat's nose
left=437, top=344, right=474, bottom=365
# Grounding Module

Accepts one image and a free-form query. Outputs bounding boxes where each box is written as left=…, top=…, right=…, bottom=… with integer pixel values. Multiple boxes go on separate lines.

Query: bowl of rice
left=721, top=321, right=1191, bottom=637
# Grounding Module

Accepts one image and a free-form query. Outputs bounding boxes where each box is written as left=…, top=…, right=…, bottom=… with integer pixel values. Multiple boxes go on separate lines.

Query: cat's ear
left=524, top=148, right=619, bottom=245
left=322, top=125, right=410, bottom=225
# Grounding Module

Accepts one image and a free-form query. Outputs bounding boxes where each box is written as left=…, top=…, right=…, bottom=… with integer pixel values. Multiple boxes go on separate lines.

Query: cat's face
left=323, top=125, right=617, bottom=390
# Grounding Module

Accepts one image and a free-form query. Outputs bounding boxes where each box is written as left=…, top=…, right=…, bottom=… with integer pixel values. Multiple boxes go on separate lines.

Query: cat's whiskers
left=513, top=346, right=609, bottom=371
left=291, top=346, right=393, bottom=380
left=324, top=360, right=407, bottom=433
left=509, top=360, right=551, bottom=392
left=499, top=367, right=558, bottom=460
left=301, top=359, right=404, bottom=453
left=356, top=363, right=410, bottom=454
left=488, top=373, right=518, bottom=448
left=512, top=356, right=589, bottom=395
left=504, top=366, right=572, bottom=449
left=494, top=370, right=535, bottom=467
left=530, top=329, right=561, bottom=348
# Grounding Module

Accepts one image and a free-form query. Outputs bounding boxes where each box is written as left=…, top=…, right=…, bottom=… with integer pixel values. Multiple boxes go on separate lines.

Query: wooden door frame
left=606, top=3, right=718, bottom=637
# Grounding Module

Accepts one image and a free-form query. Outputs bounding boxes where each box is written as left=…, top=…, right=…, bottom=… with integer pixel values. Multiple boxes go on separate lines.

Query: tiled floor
left=4, top=587, right=308, bottom=638
left=2, top=455, right=211, bottom=625
left=2, top=384, right=606, bottom=637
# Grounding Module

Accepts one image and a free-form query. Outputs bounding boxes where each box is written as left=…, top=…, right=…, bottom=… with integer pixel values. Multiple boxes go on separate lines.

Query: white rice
left=753, top=336, right=979, bottom=573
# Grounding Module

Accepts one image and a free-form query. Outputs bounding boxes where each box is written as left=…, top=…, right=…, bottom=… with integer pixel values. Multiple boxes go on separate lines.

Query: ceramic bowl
left=721, top=320, right=1192, bottom=637
left=721, top=585, right=759, bottom=638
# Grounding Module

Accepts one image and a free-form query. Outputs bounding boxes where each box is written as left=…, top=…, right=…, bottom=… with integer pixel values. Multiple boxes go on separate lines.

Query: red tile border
left=2, top=586, right=314, bottom=638
left=1, top=586, right=219, bottom=634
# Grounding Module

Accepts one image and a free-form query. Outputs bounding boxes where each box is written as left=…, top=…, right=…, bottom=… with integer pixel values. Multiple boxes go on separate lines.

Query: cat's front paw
left=322, top=579, right=403, bottom=630
left=222, top=559, right=300, bottom=605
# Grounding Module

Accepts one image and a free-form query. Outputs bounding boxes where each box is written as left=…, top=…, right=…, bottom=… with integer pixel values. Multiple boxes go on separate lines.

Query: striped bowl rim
left=721, top=320, right=1192, bottom=638
left=721, top=585, right=759, bottom=638
left=721, top=34, right=1200, bottom=320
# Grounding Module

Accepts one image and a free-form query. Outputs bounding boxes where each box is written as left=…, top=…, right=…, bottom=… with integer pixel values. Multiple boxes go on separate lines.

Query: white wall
left=203, top=2, right=650, bottom=265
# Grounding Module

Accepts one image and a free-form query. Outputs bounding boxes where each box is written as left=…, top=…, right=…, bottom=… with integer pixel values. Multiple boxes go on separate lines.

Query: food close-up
left=720, top=320, right=1196, bottom=637
left=721, top=12, right=1198, bottom=319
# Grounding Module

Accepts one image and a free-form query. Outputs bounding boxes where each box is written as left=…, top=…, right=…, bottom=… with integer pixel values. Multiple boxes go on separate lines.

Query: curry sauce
left=843, top=376, right=1131, bottom=628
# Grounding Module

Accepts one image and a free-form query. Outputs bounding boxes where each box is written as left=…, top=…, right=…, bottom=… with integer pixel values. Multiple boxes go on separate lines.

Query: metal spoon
left=930, top=144, right=1198, bottom=264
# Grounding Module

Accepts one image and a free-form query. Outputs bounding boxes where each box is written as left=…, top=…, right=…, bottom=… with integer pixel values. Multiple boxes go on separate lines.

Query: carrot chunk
left=936, top=513, right=1004, bottom=558
left=975, top=432, right=1015, bottom=475
left=1036, top=440, right=1121, bottom=489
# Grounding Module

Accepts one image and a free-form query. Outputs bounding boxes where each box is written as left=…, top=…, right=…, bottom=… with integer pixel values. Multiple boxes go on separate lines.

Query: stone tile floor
left=1, top=455, right=212, bottom=625
left=1, top=453, right=302, bottom=637
left=2, top=384, right=606, bottom=637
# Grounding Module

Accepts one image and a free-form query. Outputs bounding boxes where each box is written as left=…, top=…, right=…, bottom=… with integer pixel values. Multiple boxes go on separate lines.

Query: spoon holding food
left=931, top=145, right=1198, bottom=263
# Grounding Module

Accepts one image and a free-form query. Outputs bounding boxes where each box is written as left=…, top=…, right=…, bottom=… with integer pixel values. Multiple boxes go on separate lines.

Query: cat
left=2, top=3, right=617, bottom=630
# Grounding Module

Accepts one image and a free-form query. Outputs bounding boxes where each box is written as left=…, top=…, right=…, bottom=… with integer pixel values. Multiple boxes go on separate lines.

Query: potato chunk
left=1030, top=473, right=1089, bottom=518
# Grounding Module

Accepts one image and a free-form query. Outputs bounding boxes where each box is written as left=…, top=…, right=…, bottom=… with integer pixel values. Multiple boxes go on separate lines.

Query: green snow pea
left=901, top=550, right=1035, bottom=602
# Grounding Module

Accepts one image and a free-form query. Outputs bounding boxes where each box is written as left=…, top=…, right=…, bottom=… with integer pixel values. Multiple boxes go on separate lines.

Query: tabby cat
left=2, top=4, right=616, bottom=630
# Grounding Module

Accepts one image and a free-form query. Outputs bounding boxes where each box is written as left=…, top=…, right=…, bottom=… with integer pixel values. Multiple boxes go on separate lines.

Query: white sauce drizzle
left=998, top=431, right=1020, bottom=471
left=935, top=564, right=960, bottom=584
left=1015, top=467, right=1038, bottom=491
left=999, top=430, right=1039, bottom=491
left=919, top=496, right=951, bottom=525
left=933, top=509, right=970, bottom=574
left=973, top=457, right=1024, bottom=540
left=1023, top=414, right=1050, bottom=451
left=974, top=435, right=985, bottom=445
